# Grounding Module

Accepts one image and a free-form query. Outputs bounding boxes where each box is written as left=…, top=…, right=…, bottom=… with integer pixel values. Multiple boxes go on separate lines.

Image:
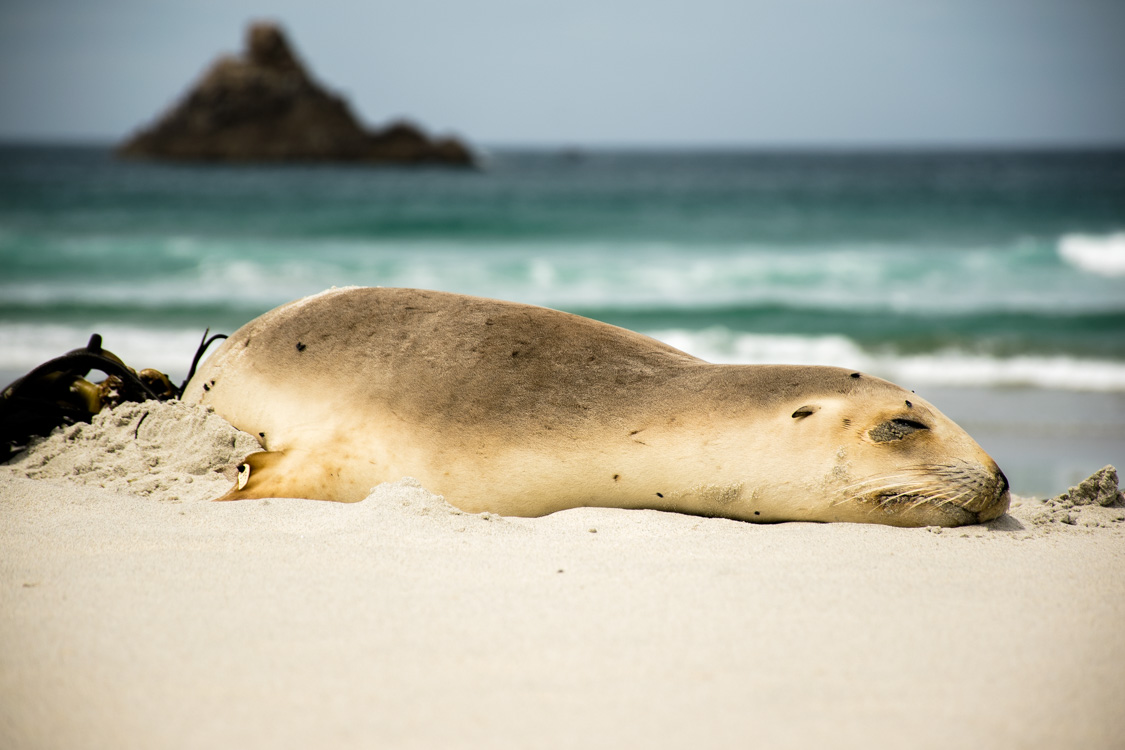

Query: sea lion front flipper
left=216, top=450, right=356, bottom=502
left=216, top=451, right=287, bottom=501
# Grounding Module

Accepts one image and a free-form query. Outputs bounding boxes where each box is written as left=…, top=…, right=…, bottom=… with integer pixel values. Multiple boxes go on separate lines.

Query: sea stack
left=117, top=22, right=473, bottom=166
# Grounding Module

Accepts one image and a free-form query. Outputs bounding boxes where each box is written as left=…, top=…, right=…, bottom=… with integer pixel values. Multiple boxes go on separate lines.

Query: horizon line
left=3, top=136, right=1125, bottom=154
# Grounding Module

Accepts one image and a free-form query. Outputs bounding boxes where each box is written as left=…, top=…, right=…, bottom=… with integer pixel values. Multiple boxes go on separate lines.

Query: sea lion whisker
left=832, top=480, right=921, bottom=506
left=844, top=467, right=935, bottom=487
left=917, top=484, right=963, bottom=500
left=857, top=466, right=941, bottom=484
left=910, top=484, right=979, bottom=511
left=837, top=479, right=934, bottom=507
left=878, top=494, right=908, bottom=508
left=919, top=493, right=958, bottom=509
left=841, top=473, right=929, bottom=494
left=878, top=478, right=974, bottom=509
left=876, top=485, right=936, bottom=507
left=935, top=489, right=974, bottom=511
left=863, top=479, right=933, bottom=496
left=925, top=490, right=969, bottom=513
left=906, top=490, right=958, bottom=511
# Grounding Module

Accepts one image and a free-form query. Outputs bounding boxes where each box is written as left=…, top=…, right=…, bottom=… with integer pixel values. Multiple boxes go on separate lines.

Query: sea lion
left=182, top=287, right=1010, bottom=527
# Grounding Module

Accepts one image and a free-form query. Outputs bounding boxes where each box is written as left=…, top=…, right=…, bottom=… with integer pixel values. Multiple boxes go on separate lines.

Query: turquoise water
left=2, top=144, right=1124, bottom=494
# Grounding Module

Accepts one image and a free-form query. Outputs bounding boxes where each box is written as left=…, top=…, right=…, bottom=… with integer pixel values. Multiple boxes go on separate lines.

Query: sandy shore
left=2, top=401, right=1123, bottom=749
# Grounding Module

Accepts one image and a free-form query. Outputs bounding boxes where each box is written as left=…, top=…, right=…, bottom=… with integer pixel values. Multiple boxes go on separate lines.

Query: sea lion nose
left=996, top=469, right=1010, bottom=499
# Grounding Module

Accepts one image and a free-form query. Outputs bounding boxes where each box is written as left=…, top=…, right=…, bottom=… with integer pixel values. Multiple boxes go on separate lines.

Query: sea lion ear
left=791, top=405, right=820, bottom=419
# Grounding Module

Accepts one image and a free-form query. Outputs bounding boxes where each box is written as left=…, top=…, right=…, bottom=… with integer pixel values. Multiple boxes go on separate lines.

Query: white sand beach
left=2, top=400, right=1123, bottom=749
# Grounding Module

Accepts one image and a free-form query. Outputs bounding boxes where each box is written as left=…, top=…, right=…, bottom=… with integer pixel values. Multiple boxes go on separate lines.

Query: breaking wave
left=1058, top=233, right=1125, bottom=277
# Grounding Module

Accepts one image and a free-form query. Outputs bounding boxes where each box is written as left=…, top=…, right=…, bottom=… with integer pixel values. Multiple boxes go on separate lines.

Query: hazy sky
left=1, top=0, right=1123, bottom=147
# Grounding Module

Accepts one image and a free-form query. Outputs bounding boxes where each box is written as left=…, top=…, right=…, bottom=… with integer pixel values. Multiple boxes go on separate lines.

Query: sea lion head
left=780, top=371, right=1010, bottom=527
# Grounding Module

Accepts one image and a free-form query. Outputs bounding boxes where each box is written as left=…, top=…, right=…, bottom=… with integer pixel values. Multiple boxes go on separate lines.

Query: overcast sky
left=1, top=0, right=1123, bottom=147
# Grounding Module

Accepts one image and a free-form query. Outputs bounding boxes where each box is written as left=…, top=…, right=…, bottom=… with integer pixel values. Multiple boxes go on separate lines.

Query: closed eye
left=869, top=418, right=929, bottom=443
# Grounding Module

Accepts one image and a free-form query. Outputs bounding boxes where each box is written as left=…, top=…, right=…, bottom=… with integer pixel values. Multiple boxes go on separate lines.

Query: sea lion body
left=182, top=287, right=1010, bottom=526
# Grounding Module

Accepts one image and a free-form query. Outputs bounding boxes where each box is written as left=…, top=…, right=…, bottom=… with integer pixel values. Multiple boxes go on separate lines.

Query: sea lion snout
left=973, top=466, right=1010, bottom=523
left=931, top=459, right=1010, bottom=524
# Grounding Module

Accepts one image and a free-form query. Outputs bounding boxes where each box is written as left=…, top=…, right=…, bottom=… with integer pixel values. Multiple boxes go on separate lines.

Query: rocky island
left=117, top=22, right=473, bottom=166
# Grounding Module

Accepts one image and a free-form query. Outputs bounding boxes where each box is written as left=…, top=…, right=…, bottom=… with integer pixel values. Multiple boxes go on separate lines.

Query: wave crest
left=1058, top=233, right=1125, bottom=277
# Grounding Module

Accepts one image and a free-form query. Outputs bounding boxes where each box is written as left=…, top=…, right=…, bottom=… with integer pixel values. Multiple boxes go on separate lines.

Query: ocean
left=2, top=144, right=1123, bottom=496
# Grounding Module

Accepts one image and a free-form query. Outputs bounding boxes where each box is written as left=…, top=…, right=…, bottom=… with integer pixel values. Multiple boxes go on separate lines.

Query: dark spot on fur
left=629, top=430, right=640, bottom=435
left=754, top=511, right=760, bottom=516
left=259, top=432, right=265, bottom=438
left=656, top=492, right=664, bottom=498
left=850, top=372, right=861, bottom=379
left=905, top=400, right=913, bottom=408
left=202, top=383, right=210, bottom=391
left=511, top=350, right=519, bottom=357
left=792, top=405, right=819, bottom=419
left=613, top=474, right=620, bottom=481
left=485, top=318, right=494, bottom=326
left=296, top=342, right=306, bottom=352
left=842, top=418, right=852, bottom=428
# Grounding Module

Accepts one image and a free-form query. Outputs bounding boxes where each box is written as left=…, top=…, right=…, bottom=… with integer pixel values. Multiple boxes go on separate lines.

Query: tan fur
left=182, top=287, right=1010, bottom=527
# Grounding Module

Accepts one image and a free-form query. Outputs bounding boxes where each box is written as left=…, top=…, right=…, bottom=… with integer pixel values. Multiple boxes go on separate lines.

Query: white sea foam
left=890, top=352, right=1125, bottom=392
left=1058, top=233, right=1125, bottom=277
left=647, top=328, right=1125, bottom=392
left=654, top=329, right=869, bottom=367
